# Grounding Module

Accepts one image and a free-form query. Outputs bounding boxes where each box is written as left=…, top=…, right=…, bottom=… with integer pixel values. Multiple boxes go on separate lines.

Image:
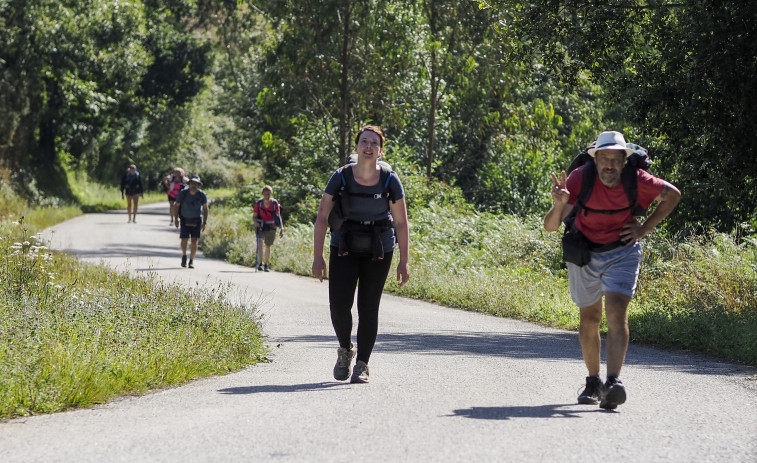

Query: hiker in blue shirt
left=173, top=176, right=208, bottom=269
left=120, top=164, right=143, bottom=223
left=312, top=125, right=410, bottom=384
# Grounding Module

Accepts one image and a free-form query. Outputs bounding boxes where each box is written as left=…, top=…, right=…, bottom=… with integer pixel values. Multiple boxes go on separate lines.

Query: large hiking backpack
left=562, top=142, right=652, bottom=266
left=327, top=163, right=394, bottom=230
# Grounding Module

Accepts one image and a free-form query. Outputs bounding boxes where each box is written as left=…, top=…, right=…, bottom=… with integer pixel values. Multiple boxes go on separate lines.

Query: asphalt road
left=1, top=202, right=756, bottom=462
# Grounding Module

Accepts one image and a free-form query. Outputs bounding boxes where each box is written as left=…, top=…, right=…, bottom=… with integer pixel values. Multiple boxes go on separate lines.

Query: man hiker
left=174, top=176, right=209, bottom=269
left=543, top=131, right=681, bottom=410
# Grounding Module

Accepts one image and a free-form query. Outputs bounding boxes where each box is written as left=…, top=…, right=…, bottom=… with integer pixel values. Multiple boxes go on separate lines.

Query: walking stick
left=254, top=220, right=262, bottom=272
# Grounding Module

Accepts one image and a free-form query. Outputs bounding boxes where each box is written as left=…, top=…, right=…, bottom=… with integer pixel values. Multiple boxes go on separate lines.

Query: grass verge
left=204, top=201, right=757, bottom=367
left=0, top=189, right=267, bottom=420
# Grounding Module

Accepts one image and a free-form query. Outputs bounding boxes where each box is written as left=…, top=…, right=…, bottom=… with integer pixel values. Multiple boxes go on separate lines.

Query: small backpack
left=327, top=163, right=394, bottom=230
left=256, top=198, right=282, bottom=228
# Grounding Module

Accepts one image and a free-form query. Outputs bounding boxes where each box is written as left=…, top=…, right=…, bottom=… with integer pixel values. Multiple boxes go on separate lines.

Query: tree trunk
left=338, top=0, right=352, bottom=165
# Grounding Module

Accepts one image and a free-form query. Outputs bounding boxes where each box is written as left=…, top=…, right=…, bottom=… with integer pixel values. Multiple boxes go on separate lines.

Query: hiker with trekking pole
left=253, top=185, right=284, bottom=272
left=543, top=131, right=681, bottom=410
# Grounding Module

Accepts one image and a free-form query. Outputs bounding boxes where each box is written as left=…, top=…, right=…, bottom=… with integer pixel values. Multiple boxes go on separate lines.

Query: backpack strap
left=340, top=164, right=394, bottom=200
left=575, top=160, right=642, bottom=216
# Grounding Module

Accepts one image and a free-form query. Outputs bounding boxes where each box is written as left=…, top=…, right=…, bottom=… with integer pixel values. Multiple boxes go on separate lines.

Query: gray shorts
left=567, top=242, right=642, bottom=307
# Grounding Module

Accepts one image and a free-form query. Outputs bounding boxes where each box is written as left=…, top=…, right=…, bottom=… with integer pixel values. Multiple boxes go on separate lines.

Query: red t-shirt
left=254, top=199, right=280, bottom=223
left=566, top=166, right=667, bottom=244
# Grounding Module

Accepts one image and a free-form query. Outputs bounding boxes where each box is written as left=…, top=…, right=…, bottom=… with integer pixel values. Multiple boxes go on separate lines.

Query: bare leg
left=264, top=244, right=272, bottom=264
left=132, top=196, right=139, bottom=221
left=604, top=291, right=631, bottom=377
left=180, top=238, right=189, bottom=256
left=579, top=298, right=604, bottom=377
left=125, top=196, right=132, bottom=221
left=190, top=237, right=199, bottom=260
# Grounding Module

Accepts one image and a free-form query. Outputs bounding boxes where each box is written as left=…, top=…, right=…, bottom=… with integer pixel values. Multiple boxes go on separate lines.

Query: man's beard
left=598, top=169, right=621, bottom=187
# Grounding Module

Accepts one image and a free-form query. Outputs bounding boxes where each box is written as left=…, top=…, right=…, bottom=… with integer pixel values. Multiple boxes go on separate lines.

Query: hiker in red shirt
left=544, top=131, right=681, bottom=410
left=253, top=185, right=284, bottom=272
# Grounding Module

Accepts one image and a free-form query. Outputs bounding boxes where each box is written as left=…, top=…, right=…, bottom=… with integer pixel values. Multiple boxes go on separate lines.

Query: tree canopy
left=1, top=0, right=754, bottom=233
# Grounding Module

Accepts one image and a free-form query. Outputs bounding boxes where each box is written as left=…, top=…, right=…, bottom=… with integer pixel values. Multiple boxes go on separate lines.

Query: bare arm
left=544, top=171, right=574, bottom=232
left=173, top=201, right=181, bottom=228
left=621, top=182, right=681, bottom=243
left=389, top=197, right=410, bottom=287
left=312, top=193, right=335, bottom=281
left=201, top=203, right=209, bottom=231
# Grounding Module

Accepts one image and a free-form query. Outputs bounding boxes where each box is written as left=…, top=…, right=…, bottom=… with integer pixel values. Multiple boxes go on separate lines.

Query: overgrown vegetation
left=0, top=193, right=266, bottom=420
left=203, top=174, right=757, bottom=367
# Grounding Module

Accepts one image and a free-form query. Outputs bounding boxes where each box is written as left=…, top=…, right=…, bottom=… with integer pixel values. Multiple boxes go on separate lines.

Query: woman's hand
left=312, top=256, right=327, bottom=282
left=396, top=261, right=410, bottom=287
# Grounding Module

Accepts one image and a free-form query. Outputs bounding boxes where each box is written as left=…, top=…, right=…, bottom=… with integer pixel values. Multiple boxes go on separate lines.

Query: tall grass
left=203, top=201, right=757, bottom=366
left=0, top=200, right=267, bottom=419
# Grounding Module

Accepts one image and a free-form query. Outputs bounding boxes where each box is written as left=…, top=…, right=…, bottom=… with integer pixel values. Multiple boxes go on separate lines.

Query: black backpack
left=567, top=142, right=653, bottom=218
left=327, top=163, right=394, bottom=230
left=561, top=142, right=652, bottom=266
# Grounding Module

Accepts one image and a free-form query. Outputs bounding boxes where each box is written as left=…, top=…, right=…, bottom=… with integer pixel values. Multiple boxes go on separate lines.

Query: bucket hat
left=587, top=131, right=634, bottom=157
left=188, top=176, right=202, bottom=186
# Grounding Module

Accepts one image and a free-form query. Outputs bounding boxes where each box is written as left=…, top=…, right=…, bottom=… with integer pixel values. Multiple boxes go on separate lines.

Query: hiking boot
left=351, top=361, right=370, bottom=384
left=264, top=263, right=269, bottom=272
left=333, top=344, right=356, bottom=381
left=181, top=255, right=187, bottom=267
left=257, top=263, right=263, bottom=271
left=188, top=259, right=194, bottom=269
left=600, top=376, right=627, bottom=410
left=577, top=375, right=603, bottom=405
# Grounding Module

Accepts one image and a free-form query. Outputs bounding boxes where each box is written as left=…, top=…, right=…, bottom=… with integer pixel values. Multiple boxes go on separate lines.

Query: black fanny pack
left=182, top=217, right=201, bottom=228
left=562, top=215, right=591, bottom=266
left=338, top=219, right=392, bottom=261
left=562, top=215, right=627, bottom=266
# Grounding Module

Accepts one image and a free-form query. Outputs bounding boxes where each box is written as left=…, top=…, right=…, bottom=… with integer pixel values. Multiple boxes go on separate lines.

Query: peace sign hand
left=550, top=171, right=570, bottom=206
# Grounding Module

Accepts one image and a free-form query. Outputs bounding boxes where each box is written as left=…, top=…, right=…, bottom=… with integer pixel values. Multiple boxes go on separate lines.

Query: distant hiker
left=252, top=185, right=285, bottom=272
left=312, top=125, right=410, bottom=384
left=163, top=167, right=186, bottom=225
left=120, top=164, right=144, bottom=223
left=174, top=176, right=208, bottom=269
left=543, top=131, right=681, bottom=410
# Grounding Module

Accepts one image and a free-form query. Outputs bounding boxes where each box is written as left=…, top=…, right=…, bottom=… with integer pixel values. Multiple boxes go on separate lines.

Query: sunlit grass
left=204, top=201, right=757, bottom=366
left=0, top=191, right=267, bottom=420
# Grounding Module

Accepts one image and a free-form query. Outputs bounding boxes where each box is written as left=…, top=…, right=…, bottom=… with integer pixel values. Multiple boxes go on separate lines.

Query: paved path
left=1, top=202, right=756, bottom=462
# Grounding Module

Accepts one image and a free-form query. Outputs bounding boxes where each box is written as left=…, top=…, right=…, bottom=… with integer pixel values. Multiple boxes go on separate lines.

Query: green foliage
left=209, top=199, right=757, bottom=366
left=0, top=214, right=266, bottom=419
left=486, top=0, right=757, bottom=233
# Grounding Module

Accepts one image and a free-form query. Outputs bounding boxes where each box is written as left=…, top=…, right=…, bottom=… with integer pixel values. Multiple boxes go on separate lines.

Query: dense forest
left=1, top=0, right=755, bottom=234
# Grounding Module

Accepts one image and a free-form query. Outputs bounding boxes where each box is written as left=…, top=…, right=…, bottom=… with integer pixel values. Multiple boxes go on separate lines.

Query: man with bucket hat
left=544, top=131, right=681, bottom=410
left=174, top=176, right=209, bottom=269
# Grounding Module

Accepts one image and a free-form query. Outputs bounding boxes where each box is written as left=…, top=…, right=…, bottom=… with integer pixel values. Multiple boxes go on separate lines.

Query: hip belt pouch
left=345, top=231, right=373, bottom=253
left=182, top=217, right=200, bottom=228
left=562, top=215, right=591, bottom=266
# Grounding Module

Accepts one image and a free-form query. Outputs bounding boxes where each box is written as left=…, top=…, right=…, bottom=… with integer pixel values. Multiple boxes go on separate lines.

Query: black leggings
left=329, top=247, right=393, bottom=364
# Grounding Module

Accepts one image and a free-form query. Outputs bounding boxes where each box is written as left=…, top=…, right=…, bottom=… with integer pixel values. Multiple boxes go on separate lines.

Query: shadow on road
left=275, top=331, right=580, bottom=360
left=217, top=382, right=349, bottom=394
left=62, top=244, right=178, bottom=259
left=449, top=403, right=600, bottom=420
left=274, top=331, right=750, bottom=376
